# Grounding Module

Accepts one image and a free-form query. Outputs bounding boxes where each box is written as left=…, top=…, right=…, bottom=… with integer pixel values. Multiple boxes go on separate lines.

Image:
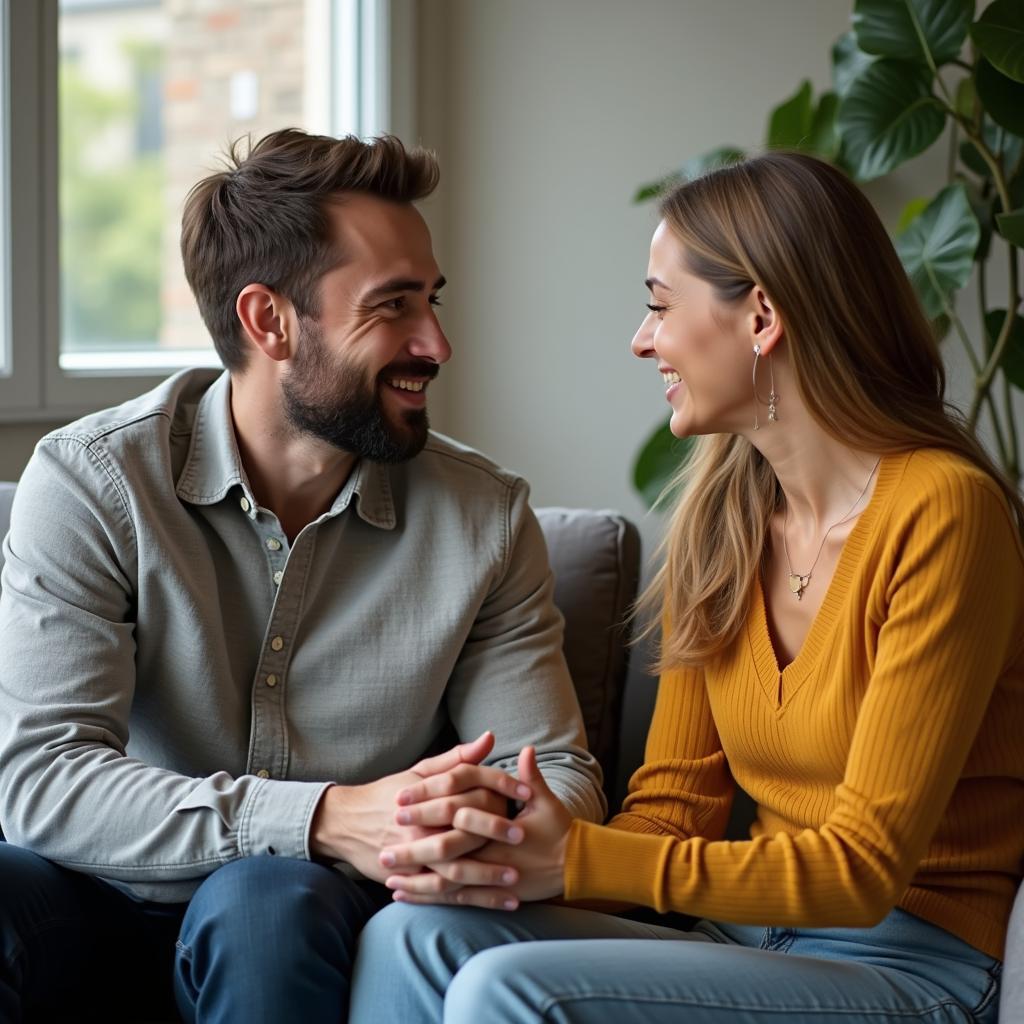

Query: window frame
left=0, top=0, right=416, bottom=423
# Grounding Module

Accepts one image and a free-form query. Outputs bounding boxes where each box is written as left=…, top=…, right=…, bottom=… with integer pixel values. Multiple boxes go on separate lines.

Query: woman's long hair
left=638, top=151, right=1024, bottom=670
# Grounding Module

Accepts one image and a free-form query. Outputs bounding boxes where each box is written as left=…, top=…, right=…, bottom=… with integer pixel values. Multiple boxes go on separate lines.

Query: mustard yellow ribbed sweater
left=565, top=449, right=1024, bottom=960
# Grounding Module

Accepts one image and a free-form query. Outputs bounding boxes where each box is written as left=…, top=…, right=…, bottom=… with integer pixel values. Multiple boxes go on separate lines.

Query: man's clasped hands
left=309, top=732, right=571, bottom=910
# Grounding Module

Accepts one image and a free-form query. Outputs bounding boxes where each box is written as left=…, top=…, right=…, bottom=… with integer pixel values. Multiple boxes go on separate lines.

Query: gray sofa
left=0, top=481, right=1021, bottom=1021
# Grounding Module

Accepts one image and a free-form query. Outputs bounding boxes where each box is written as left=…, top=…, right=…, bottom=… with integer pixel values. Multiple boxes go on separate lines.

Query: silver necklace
left=782, top=458, right=881, bottom=601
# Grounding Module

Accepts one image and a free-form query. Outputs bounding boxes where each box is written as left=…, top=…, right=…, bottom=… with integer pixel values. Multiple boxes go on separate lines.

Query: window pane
left=58, top=0, right=350, bottom=371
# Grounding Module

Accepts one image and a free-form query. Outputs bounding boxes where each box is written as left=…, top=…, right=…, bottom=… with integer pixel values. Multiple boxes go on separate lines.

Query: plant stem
left=952, top=120, right=1022, bottom=433
left=970, top=247, right=1021, bottom=429
left=979, top=245, right=989, bottom=328
left=974, top=258, right=1012, bottom=471
left=986, top=391, right=1011, bottom=469
left=906, top=4, right=955, bottom=109
left=947, top=118, right=958, bottom=183
left=1002, top=374, right=1020, bottom=481
left=931, top=264, right=981, bottom=374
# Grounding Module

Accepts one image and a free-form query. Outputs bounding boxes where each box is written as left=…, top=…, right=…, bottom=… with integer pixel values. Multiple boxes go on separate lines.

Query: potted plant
left=632, top=0, right=1024, bottom=509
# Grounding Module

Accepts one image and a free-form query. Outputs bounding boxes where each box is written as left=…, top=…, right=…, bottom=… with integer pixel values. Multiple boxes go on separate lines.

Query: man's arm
left=441, top=478, right=607, bottom=824
left=0, top=439, right=327, bottom=886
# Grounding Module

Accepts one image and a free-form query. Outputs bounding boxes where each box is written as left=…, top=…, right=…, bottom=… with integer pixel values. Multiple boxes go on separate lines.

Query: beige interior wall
left=0, top=423, right=62, bottom=482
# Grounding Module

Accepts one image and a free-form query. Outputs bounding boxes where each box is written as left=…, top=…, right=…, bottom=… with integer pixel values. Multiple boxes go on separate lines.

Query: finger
left=395, top=791, right=486, bottom=828
left=387, top=859, right=517, bottom=890
left=397, top=764, right=531, bottom=807
left=451, top=806, right=525, bottom=844
left=382, top=870, right=463, bottom=896
left=393, top=889, right=519, bottom=911
left=518, top=745, right=542, bottom=787
left=380, top=828, right=486, bottom=869
left=395, top=787, right=510, bottom=828
left=410, top=731, right=494, bottom=777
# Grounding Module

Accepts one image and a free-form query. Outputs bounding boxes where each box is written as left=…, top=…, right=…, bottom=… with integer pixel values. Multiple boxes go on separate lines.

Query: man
left=0, top=129, right=604, bottom=1023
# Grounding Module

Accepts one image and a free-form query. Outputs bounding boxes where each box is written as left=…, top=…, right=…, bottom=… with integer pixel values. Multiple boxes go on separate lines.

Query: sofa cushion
left=534, top=506, right=640, bottom=794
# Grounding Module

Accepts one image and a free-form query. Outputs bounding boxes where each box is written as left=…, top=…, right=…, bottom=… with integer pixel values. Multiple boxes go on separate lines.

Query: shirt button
left=239, top=497, right=251, bottom=513
left=256, top=769, right=271, bottom=779
left=266, top=674, right=278, bottom=687
left=272, top=570, right=283, bottom=585
left=266, top=537, right=282, bottom=551
left=271, top=636, right=284, bottom=651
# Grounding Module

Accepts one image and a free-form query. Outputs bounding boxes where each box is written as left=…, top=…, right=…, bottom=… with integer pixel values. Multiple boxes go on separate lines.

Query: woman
left=348, top=151, right=1024, bottom=1023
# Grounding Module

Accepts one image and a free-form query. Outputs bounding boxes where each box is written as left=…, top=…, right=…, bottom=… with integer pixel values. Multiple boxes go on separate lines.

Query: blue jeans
left=350, top=901, right=1002, bottom=1023
left=0, top=843, right=390, bottom=1022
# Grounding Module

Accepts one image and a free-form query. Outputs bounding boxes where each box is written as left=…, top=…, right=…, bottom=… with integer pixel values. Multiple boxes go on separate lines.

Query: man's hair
left=180, top=128, right=440, bottom=371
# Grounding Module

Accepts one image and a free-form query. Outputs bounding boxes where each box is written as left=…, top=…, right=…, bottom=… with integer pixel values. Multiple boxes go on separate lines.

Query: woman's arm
left=565, top=479, right=1024, bottom=926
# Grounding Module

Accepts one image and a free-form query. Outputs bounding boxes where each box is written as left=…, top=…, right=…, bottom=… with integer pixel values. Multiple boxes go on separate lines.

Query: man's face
left=281, top=194, right=450, bottom=462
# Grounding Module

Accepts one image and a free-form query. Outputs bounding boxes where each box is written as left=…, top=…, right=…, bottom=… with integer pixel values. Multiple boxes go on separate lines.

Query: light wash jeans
left=350, top=901, right=1002, bottom=1023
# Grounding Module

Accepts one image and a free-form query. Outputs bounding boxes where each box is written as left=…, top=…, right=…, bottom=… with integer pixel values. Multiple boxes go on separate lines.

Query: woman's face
left=631, top=221, right=755, bottom=438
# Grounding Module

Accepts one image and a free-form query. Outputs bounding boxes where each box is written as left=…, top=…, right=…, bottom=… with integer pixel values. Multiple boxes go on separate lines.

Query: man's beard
left=281, top=318, right=435, bottom=463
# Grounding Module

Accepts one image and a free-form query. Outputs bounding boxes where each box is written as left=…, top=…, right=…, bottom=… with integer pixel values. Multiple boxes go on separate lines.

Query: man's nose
left=409, top=310, right=452, bottom=365
left=631, top=314, right=656, bottom=359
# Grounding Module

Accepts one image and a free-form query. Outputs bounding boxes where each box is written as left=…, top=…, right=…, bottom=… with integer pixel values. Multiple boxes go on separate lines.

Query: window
left=0, top=0, right=415, bottom=420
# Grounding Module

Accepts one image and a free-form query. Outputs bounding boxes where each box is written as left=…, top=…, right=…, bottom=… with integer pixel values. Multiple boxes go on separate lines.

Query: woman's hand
left=311, top=730, right=523, bottom=880
left=379, top=745, right=573, bottom=909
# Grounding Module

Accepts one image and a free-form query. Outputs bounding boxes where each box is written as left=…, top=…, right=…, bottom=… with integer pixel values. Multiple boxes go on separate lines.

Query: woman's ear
left=236, top=284, right=296, bottom=363
left=747, top=285, right=783, bottom=356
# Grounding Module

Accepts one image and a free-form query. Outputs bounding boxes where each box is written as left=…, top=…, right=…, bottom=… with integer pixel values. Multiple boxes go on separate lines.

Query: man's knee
left=176, top=858, right=383, bottom=1022
left=181, top=856, right=381, bottom=959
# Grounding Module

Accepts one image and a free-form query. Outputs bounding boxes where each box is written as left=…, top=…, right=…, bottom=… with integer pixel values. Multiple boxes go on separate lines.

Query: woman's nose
left=631, top=314, right=656, bottom=359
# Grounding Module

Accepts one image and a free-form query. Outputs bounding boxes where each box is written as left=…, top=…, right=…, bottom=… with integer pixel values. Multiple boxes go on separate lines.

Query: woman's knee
left=446, top=945, right=541, bottom=1022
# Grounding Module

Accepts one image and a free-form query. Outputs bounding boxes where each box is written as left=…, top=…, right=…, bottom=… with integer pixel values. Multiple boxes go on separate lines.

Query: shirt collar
left=175, top=371, right=396, bottom=530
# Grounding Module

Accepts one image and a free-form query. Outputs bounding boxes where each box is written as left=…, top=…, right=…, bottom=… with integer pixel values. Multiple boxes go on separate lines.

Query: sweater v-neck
left=746, top=452, right=909, bottom=711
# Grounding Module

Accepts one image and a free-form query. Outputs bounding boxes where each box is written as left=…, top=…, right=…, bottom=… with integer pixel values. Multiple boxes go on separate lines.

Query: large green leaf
left=971, top=0, right=1024, bottom=84
left=996, top=208, right=1024, bottom=246
left=807, top=92, right=841, bottom=160
left=837, top=59, right=946, bottom=180
left=767, top=80, right=814, bottom=149
left=976, top=58, right=1024, bottom=137
left=632, top=422, right=695, bottom=510
left=633, top=147, right=746, bottom=203
left=832, top=31, right=877, bottom=97
left=985, top=309, right=1024, bottom=389
left=853, top=0, right=973, bottom=66
left=894, top=183, right=980, bottom=318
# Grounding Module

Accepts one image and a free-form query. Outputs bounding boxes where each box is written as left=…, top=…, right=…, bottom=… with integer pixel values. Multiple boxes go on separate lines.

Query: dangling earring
left=752, top=344, right=779, bottom=431
left=753, top=339, right=761, bottom=428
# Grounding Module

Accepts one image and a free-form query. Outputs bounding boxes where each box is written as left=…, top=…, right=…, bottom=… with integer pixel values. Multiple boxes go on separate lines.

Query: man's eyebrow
left=362, top=275, right=446, bottom=303
left=644, top=277, right=667, bottom=291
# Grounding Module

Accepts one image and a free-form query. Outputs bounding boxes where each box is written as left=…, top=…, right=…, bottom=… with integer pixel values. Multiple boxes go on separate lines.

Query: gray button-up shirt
left=0, top=369, right=604, bottom=902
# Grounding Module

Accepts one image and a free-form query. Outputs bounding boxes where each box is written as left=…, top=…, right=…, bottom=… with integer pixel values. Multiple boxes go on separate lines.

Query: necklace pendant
left=788, top=573, right=809, bottom=600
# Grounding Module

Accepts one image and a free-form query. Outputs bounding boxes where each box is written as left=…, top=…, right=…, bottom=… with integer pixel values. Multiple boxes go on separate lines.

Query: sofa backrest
left=534, top=507, right=640, bottom=796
